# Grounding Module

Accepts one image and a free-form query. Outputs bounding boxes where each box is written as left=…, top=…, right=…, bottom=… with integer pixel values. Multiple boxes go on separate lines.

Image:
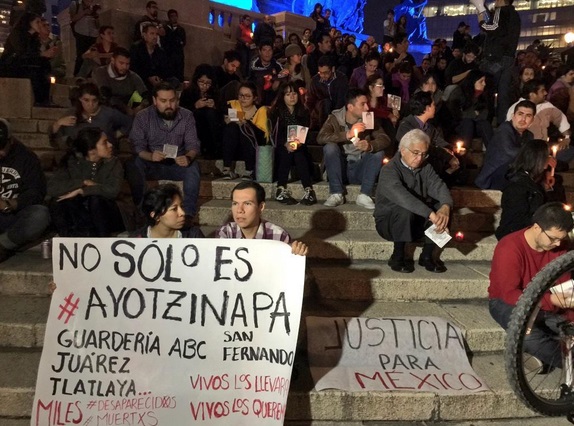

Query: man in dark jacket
left=130, top=23, right=172, bottom=91
left=0, top=118, right=50, bottom=263
left=374, top=129, right=453, bottom=273
left=161, top=9, right=186, bottom=82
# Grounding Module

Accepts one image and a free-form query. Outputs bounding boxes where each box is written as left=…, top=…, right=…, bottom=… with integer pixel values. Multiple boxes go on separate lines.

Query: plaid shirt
left=130, top=106, right=200, bottom=156
left=216, top=220, right=291, bottom=243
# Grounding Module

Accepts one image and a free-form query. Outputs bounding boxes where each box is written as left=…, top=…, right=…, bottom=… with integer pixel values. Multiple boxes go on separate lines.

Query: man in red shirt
left=489, top=202, right=574, bottom=368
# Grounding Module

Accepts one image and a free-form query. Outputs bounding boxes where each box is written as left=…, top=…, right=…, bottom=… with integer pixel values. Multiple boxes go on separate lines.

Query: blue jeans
left=0, top=205, right=50, bottom=250
left=323, top=143, right=384, bottom=195
left=126, top=157, right=201, bottom=217
left=489, top=298, right=564, bottom=368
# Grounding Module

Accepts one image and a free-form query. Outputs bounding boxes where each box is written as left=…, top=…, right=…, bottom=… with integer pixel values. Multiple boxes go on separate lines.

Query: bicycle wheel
left=506, top=250, right=574, bottom=416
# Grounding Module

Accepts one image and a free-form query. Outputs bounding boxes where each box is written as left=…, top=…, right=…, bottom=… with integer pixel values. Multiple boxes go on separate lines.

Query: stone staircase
left=4, top=108, right=574, bottom=424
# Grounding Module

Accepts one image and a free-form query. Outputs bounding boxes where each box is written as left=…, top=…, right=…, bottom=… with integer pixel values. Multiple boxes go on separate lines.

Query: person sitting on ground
left=496, top=139, right=558, bottom=241
left=216, top=181, right=308, bottom=256
left=125, top=81, right=201, bottom=220
left=489, top=202, right=574, bottom=370
left=38, top=17, right=66, bottom=82
left=92, top=47, right=149, bottom=116
left=475, top=100, right=536, bottom=190
left=179, top=64, right=222, bottom=160
left=0, top=118, right=50, bottom=263
left=78, top=25, right=117, bottom=78
left=444, top=42, right=479, bottom=85
left=317, top=88, right=390, bottom=209
left=130, top=184, right=204, bottom=238
left=445, top=69, right=493, bottom=149
left=51, top=82, right=132, bottom=150
left=388, top=62, right=417, bottom=110
left=364, top=74, right=399, bottom=149
left=249, top=40, right=285, bottom=106
left=305, top=55, right=349, bottom=130
left=47, top=127, right=125, bottom=237
left=396, top=91, right=461, bottom=185
left=349, top=51, right=384, bottom=90
left=221, top=81, right=268, bottom=181
left=281, top=43, right=312, bottom=89
left=212, top=49, right=241, bottom=93
left=374, top=129, right=453, bottom=274
left=508, top=65, right=537, bottom=107
left=306, top=32, right=335, bottom=78
left=506, top=79, right=572, bottom=163
left=548, top=64, right=574, bottom=115
left=268, top=82, right=316, bottom=205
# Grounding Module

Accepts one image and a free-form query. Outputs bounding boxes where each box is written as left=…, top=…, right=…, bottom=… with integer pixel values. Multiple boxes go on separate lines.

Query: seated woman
left=221, top=81, right=268, bottom=180
left=130, top=184, right=204, bottom=238
left=47, top=127, right=125, bottom=237
left=445, top=69, right=493, bottom=148
left=51, top=82, right=132, bottom=149
left=349, top=51, right=383, bottom=89
left=364, top=74, right=398, bottom=150
left=180, top=64, right=222, bottom=159
left=496, top=139, right=560, bottom=240
left=281, top=44, right=312, bottom=90
left=268, top=82, right=316, bottom=205
left=0, top=12, right=54, bottom=106
left=388, top=62, right=418, bottom=112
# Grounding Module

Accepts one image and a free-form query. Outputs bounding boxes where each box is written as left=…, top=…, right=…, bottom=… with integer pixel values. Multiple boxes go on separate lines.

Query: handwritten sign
left=306, top=316, right=488, bottom=394
left=32, top=238, right=305, bottom=425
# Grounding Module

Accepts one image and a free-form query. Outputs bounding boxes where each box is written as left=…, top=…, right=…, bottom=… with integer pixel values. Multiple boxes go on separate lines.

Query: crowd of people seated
left=2, top=0, right=574, bottom=276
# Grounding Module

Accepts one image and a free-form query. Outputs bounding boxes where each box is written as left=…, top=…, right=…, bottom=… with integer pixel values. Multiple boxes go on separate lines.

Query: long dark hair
left=60, top=126, right=104, bottom=167
left=459, top=69, right=487, bottom=111
left=508, top=139, right=549, bottom=183
left=190, top=63, right=215, bottom=99
left=142, top=184, right=184, bottom=227
left=269, top=81, right=308, bottom=121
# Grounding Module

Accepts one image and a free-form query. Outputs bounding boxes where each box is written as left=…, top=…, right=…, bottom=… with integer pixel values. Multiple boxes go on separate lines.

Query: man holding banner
left=217, top=181, right=308, bottom=256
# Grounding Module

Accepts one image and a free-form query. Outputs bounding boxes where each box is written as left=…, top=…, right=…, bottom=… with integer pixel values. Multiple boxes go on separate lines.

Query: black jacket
left=481, top=5, right=521, bottom=59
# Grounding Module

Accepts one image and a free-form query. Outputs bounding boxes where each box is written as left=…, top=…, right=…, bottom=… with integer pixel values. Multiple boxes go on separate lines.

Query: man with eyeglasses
left=489, top=202, right=574, bottom=370
left=374, top=129, right=453, bottom=273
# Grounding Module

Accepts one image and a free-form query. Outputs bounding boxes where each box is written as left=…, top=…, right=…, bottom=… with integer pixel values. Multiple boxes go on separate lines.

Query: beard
left=157, top=108, right=177, bottom=120
left=112, top=64, right=127, bottom=77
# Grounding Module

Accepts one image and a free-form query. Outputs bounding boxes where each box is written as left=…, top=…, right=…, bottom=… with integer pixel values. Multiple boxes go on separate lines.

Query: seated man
left=212, top=49, right=241, bottom=92
left=489, top=202, right=574, bottom=369
left=396, top=91, right=460, bottom=184
left=216, top=181, right=308, bottom=256
left=317, top=89, right=390, bottom=209
left=130, top=23, right=172, bottom=91
left=475, top=100, right=535, bottom=190
left=444, top=42, right=479, bottom=85
left=126, top=82, right=201, bottom=219
left=305, top=55, right=349, bottom=130
left=249, top=40, right=284, bottom=106
left=374, top=129, right=453, bottom=273
left=92, top=47, right=149, bottom=116
left=0, top=119, right=50, bottom=263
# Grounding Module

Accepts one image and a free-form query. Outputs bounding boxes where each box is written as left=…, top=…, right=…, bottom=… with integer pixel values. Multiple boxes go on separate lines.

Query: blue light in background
left=211, top=0, right=255, bottom=10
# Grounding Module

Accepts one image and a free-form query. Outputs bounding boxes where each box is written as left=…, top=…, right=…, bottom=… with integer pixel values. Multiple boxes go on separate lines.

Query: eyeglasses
left=540, top=227, right=566, bottom=244
left=197, top=80, right=212, bottom=87
left=238, top=94, right=253, bottom=99
left=406, top=147, right=429, bottom=159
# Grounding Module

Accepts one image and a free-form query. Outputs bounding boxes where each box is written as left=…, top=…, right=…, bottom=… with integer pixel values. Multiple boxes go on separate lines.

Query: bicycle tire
left=505, top=250, right=574, bottom=416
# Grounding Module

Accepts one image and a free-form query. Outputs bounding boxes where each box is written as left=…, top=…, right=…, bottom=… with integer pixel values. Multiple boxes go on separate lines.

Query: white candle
left=494, top=93, right=498, bottom=108
left=354, top=128, right=358, bottom=139
left=552, top=145, right=558, bottom=157
left=50, top=76, right=56, bottom=84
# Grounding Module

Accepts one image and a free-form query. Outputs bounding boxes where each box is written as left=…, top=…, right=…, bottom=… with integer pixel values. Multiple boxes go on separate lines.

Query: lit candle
left=354, top=128, right=358, bottom=139
left=494, top=93, right=498, bottom=108
left=455, top=231, right=464, bottom=241
left=50, top=76, right=56, bottom=84
left=552, top=145, right=558, bottom=157
left=382, top=157, right=389, bottom=164
left=565, top=204, right=572, bottom=211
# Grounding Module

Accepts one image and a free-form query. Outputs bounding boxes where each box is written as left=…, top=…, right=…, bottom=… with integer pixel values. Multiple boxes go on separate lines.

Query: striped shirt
left=216, top=220, right=291, bottom=243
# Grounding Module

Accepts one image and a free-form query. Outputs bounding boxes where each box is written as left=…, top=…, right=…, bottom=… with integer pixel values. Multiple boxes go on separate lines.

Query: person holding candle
left=374, top=129, right=453, bottom=273
left=317, top=88, right=391, bottom=209
left=475, top=100, right=536, bottom=190
left=496, top=139, right=560, bottom=240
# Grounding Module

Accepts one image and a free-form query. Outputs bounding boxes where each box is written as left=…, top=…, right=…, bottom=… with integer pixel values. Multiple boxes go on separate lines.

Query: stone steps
left=0, top=349, right=549, bottom=421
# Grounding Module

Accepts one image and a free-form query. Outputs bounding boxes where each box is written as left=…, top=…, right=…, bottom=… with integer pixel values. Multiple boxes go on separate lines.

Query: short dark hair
left=514, top=99, right=536, bottom=115
left=99, top=25, right=114, bottom=34
left=142, top=22, right=157, bottom=33
left=409, top=91, right=434, bottom=116
left=532, top=202, right=573, bottom=232
left=364, top=51, right=380, bottom=64
left=258, top=39, right=273, bottom=50
left=346, top=88, right=367, bottom=107
left=142, top=184, right=183, bottom=226
left=393, top=33, right=409, bottom=46
left=463, top=42, right=479, bottom=56
left=73, top=127, right=104, bottom=157
left=146, top=1, right=157, bottom=8
left=317, top=55, right=333, bottom=68
left=521, top=78, right=545, bottom=99
left=398, top=61, right=413, bottom=74
left=167, top=9, right=178, bottom=16
left=231, top=181, right=266, bottom=204
left=387, top=9, right=395, bottom=15
left=223, top=49, right=241, bottom=63
left=112, top=47, right=130, bottom=59
left=152, top=81, right=177, bottom=97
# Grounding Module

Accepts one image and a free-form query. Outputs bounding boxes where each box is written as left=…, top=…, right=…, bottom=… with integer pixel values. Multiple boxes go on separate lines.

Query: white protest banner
left=306, top=316, right=488, bottom=394
left=32, top=238, right=305, bottom=426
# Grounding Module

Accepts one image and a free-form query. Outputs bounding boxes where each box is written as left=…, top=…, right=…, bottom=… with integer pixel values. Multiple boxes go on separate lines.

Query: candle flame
left=565, top=204, right=572, bottom=211
left=382, top=157, right=389, bottom=164
left=50, top=76, right=56, bottom=84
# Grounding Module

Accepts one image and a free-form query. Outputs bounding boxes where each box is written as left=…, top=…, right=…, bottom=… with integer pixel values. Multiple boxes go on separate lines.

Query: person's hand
left=57, top=188, right=83, bottom=201
left=195, top=98, right=208, bottom=109
left=151, top=151, right=166, bottom=162
left=175, top=155, right=190, bottom=167
left=355, top=140, right=372, bottom=152
left=550, top=289, right=574, bottom=308
left=546, top=156, right=557, bottom=169
left=41, top=46, right=58, bottom=59
left=469, top=0, right=487, bottom=13
left=83, top=179, right=96, bottom=186
left=447, top=155, right=460, bottom=172
left=558, top=137, right=570, bottom=151
left=429, top=205, right=450, bottom=233
left=285, top=141, right=299, bottom=152
left=291, top=240, right=308, bottom=256
left=48, top=281, right=57, bottom=295
left=205, top=98, right=215, bottom=108
left=57, top=116, right=77, bottom=128
left=278, top=69, right=290, bottom=78
left=543, top=172, right=555, bottom=191
left=347, top=122, right=366, bottom=140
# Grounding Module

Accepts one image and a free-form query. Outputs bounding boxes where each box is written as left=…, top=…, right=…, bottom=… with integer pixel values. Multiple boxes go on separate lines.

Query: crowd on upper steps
left=0, top=0, right=574, bottom=274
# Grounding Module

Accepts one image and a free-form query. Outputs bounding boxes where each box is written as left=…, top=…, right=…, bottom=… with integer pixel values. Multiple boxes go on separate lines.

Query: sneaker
left=300, top=187, right=317, bottom=205
left=324, top=193, right=345, bottom=207
left=240, top=170, right=254, bottom=181
left=522, top=354, right=543, bottom=374
left=356, top=193, right=375, bottom=209
left=275, top=186, right=298, bottom=205
left=221, top=168, right=238, bottom=180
